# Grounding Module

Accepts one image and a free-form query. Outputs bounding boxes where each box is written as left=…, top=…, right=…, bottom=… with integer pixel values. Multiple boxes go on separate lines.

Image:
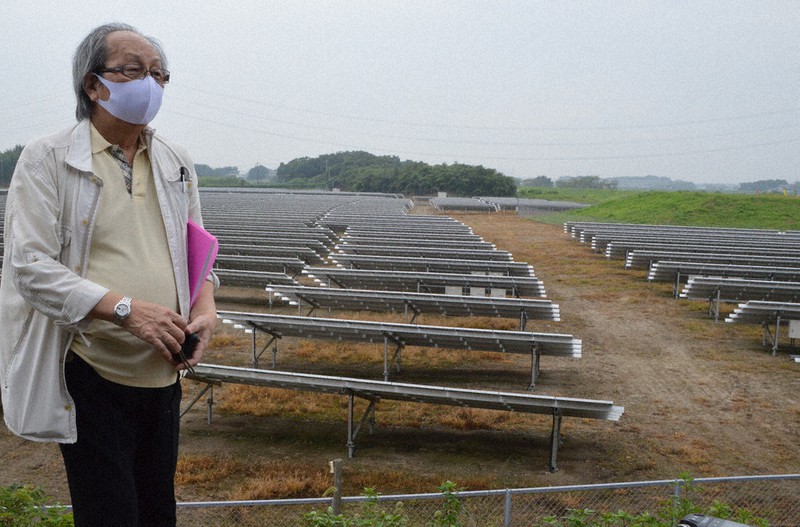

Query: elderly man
left=0, top=22, right=217, bottom=526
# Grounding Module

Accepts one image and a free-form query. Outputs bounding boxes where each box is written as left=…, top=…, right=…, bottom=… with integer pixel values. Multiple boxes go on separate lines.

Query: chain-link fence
left=175, top=474, right=799, bottom=526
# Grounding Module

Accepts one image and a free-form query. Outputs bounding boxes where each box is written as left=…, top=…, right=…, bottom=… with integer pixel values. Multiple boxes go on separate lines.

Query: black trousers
left=59, top=353, right=181, bottom=527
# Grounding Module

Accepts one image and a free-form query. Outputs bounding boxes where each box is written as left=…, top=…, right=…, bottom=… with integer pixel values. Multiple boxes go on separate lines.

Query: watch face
left=113, top=297, right=132, bottom=326
left=115, top=302, right=130, bottom=317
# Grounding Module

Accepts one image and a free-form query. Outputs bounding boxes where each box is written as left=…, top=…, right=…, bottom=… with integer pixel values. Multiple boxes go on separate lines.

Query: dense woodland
left=274, top=151, right=517, bottom=196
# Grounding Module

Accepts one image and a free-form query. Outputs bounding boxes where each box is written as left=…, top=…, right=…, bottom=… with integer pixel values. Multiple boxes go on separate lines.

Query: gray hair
left=72, top=23, right=168, bottom=121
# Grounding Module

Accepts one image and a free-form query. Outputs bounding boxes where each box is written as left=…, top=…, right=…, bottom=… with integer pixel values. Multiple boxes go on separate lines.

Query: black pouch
left=174, top=332, right=199, bottom=373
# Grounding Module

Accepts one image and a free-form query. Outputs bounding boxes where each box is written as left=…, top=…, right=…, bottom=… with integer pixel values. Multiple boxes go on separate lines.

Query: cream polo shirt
left=70, top=124, right=180, bottom=388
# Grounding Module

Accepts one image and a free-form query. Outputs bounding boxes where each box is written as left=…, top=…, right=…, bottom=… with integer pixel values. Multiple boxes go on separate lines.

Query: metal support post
left=548, top=408, right=563, bottom=472
left=773, top=314, right=782, bottom=356
left=206, top=384, right=215, bottom=424
left=383, top=338, right=389, bottom=381
left=345, top=392, right=377, bottom=458
left=252, top=330, right=257, bottom=367
left=396, top=345, right=402, bottom=373
left=528, top=344, right=541, bottom=391
left=250, top=327, right=279, bottom=369
left=180, top=382, right=214, bottom=419
left=713, top=289, right=721, bottom=321
left=382, top=335, right=403, bottom=381
left=347, top=393, right=356, bottom=458
left=762, top=316, right=782, bottom=356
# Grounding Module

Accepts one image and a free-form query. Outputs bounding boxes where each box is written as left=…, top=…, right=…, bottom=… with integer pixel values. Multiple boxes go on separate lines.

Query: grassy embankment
left=518, top=187, right=800, bottom=230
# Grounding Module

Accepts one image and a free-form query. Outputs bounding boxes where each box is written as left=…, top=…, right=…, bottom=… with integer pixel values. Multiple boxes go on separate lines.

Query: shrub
left=303, top=487, right=407, bottom=527
left=0, top=484, right=73, bottom=526
left=539, top=474, right=768, bottom=527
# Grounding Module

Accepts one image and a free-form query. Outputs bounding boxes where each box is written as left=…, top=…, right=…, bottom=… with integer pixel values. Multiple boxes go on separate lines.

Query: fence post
left=329, top=459, right=343, bottom=515
left=504, top=489, right=512, bottom=527
left=672, top=478, right=684, bottom=527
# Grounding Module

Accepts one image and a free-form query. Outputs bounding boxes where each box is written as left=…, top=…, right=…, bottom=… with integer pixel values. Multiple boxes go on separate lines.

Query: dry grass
left=176, top=454, right=248, bottom=489
left=177, top=455, right=332, bottom=500
left=217, top=385, right=345, bottom=419
left=666, top=437, right=714, bottom=470
left=435, top=407, right=527, bottom=431
left=230, top=465, right=331, bottom=500
left=295, top=340, right=378, bottom=365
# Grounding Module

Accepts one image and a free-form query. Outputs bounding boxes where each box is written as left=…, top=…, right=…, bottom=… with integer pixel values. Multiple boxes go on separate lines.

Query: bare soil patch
left=2, top=211, right=798, bottom=504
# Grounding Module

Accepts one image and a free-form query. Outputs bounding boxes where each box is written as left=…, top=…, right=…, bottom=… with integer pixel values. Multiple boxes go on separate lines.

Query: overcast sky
left=1, top=1, right=798, bottom=185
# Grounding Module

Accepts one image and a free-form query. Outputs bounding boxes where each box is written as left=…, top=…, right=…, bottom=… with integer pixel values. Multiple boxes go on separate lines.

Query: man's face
left=86, top=30, right=163, bottom=103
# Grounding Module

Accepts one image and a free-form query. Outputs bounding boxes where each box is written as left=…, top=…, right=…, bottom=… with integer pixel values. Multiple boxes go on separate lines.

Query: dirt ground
left=2, top=211, right=799, bottom=504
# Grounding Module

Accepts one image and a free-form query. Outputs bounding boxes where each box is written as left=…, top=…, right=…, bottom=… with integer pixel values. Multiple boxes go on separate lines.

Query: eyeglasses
left=96, top=64, right=170, bottom=85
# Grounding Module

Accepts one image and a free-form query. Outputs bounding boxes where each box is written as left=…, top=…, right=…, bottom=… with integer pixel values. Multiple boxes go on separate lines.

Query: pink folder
left=187, top=219, right=218, bottom=307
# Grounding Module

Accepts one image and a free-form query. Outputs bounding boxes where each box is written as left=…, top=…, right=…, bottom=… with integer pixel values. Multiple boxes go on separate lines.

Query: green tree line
left=0, top=145, right=24, bottom=187
left=276, top=151, right=517, bottom=196
left=194, top=163, right=239, bottom=178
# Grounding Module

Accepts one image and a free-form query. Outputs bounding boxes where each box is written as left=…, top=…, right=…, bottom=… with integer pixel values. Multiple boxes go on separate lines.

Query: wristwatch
left=113, top=296, right=133, bottom=326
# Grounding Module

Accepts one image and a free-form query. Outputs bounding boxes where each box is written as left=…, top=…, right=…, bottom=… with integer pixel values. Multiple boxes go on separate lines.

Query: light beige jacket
left=0, top=119, right=213, bottom=442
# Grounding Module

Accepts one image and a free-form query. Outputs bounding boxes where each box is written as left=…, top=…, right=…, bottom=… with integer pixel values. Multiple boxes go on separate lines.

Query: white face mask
left=93, top=74, right=164, bottom=125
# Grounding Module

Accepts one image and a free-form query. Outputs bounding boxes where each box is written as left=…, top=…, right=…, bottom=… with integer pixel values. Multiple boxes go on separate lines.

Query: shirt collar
left=90, top=122, right=148, bottom=155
